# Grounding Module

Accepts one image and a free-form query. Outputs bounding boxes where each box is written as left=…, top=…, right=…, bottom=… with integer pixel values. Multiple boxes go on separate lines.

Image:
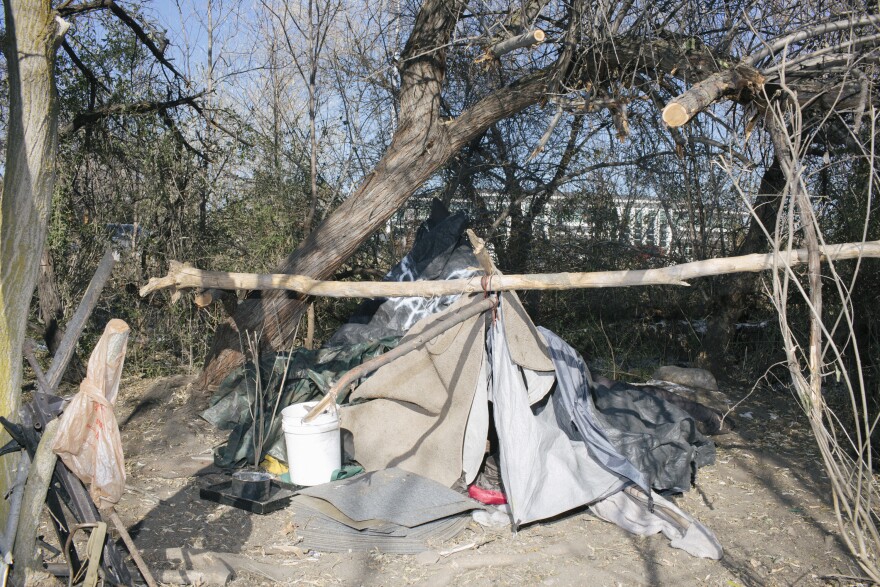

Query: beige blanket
left=341, top=292, right=553, bottom=486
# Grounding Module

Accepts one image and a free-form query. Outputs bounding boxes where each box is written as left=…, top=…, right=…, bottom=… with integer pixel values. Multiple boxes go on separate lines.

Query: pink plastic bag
left=52, top=319, right=130, bottom=508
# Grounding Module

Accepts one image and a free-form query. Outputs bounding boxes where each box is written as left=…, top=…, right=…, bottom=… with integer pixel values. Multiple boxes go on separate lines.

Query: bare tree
left=199, top=0, right=880, bottom=387
left=0, top=0, right=68, bottom=512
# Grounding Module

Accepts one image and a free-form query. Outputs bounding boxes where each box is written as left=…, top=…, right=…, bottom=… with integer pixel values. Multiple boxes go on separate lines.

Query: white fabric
left=524, top=366, right=556, bottom=405
left=462, top=352, right=489, bottom=484
left=589, top=490, right=723, bottom=559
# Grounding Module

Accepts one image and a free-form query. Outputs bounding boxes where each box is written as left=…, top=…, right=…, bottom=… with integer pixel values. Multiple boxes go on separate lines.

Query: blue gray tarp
left=539, top=327, right=715, bottom=494
left=490, top=299, right=722, bottom=559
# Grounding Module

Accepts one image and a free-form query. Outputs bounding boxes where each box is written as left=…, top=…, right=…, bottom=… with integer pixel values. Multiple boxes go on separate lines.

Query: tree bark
left=198, top=0, right=551, bottom=388
left=0, top=0, right=64, bottom=515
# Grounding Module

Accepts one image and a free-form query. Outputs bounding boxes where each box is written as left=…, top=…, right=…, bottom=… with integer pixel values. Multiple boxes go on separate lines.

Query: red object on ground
left=468, top=484, right=507, bottom=505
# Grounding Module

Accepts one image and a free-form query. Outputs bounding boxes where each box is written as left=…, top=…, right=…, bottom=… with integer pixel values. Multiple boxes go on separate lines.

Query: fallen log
left=141, top=240, right=880, bottom=300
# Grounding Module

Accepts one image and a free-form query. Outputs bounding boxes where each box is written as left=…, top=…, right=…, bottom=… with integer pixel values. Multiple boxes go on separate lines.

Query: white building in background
left=550, top=197, right=680, bottom=251
left=546, top=194, right=741, bottom=258
left=543, top=194, right=687, bottom=253
left=618, top=199, right=676, bottom=250
left=402, top=190, right=742, bottom=259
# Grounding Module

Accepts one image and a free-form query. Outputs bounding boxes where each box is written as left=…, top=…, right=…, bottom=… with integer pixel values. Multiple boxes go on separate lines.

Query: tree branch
left=60, top=92, right=205, bottom=136
left=763, top=33, right=880, bottom=75
left=662, top=64, right=765, bottom=127
left=490, top=29, right=545, bottom=58
left=142, top=240, right=880, bottom=299
left=59, top=0, right=183, bottom=79
left=159, top=108, right=209, bottom=162
left=448, top=69, right=550, bottom=146
left=526, top=105, right=563, bottom=161
left=60, top=40, right=109, bottom=94
left=747, top=14, right=880, bottom=66
left=57, top=0, right=111, bottom=15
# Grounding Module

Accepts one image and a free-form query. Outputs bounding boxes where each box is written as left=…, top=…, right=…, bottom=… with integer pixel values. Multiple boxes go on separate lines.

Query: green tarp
left=203, top=338, right=398, bottom=468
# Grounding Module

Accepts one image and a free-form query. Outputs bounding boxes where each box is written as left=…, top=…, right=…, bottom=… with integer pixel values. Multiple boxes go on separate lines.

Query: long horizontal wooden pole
left=140, top=240, right=880, bottom=300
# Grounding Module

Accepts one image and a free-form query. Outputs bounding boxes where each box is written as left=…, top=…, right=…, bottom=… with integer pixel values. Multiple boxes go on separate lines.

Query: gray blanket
left=539, top=327, right=714, bottom=493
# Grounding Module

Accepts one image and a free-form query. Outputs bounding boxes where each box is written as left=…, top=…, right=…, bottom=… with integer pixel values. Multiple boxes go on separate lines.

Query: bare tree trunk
left=303, top=0, right=320, bottom=234
left=199, top=0, right=550, bottom=388
left=703, top=153, right=784, bottom=369
left=0, top=0, right=65, bottom=514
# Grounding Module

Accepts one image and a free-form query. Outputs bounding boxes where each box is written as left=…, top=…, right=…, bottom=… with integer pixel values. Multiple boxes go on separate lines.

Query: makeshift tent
left=203, top=200, right=479, bottom=467
left=205, top=200, right=723, bottom=559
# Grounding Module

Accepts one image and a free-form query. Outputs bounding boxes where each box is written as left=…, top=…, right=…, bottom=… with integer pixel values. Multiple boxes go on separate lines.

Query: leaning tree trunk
left=199, top=0, right=550, bottom=388
left=0, top=0, right=64, bottom=513
left=703, top=153, right=784, bottom=369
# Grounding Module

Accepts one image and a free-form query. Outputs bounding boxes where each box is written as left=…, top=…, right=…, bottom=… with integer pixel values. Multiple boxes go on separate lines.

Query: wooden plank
left=45, top=247, right=119, bottom=390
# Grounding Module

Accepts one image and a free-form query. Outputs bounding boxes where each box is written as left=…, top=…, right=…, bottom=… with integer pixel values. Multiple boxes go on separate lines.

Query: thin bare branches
left=60, top=0, right=184, bottom=79
left=755, top=84, right=880, bottom=582
left=748, top=14, right=880, bottom=67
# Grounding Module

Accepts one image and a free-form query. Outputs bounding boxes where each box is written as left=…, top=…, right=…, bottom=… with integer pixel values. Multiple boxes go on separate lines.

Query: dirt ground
left=49, top=372, right=872, bottom=586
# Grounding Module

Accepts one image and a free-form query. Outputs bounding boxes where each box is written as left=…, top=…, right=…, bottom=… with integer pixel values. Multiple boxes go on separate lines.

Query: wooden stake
left=107, top=509, right=157, bottom=587
left=305, top=303, right=316, bottom=350
left=142, top=240, right=880, bottom=300
left=466, top=229, right=499, bottom=275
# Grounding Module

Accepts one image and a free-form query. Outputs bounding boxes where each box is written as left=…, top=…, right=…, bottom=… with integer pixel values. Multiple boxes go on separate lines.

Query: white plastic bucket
left=281, top=401, right=341, bottom=486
